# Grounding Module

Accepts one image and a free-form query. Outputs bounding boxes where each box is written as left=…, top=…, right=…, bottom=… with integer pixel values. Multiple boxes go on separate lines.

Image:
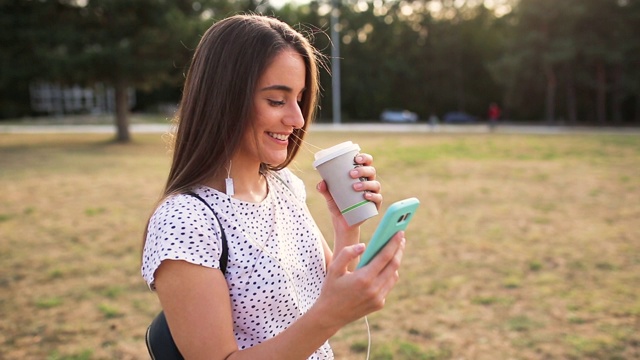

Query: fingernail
left=355, top=155, right=363, bottom=163
left=354, top=182, right=364, bottom=190
left=355, top=243, right=365, bottom=252
left=350, top=169, right=359, bottom=177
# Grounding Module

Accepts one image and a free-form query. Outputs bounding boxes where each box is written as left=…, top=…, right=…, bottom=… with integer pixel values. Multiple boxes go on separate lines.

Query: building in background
left=29, top=82, right=135, bottom=116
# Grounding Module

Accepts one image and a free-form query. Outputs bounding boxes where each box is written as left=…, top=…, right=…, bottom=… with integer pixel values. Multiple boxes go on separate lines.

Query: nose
left=285, top=101, right=305, bottom=129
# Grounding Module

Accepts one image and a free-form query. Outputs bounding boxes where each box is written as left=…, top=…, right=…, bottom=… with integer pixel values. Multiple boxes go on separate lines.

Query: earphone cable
left=365, top=315, right=371, bottom=360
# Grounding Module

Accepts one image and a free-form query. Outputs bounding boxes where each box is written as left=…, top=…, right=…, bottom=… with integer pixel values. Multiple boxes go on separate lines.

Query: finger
left=363, top=192, right=383, bottom=210
left=354, top=180, right=381, bottom=194
left=317, top=180, right=341, bottom=214
left=359, top=231, right=405, bottom=275
left=316, top=180, right=330, bottom=197
left=372, top=236, right=406, bottom=295
left=375, top=270, right=401, bottom=304
left=327, top=243, right=366, bottom=278
left=317, top=180, right=336, bottom=203
left=380, top=235, right=405, bottom=276
left=354, top=153, right=374, bottom=166
left=350, top=166, right=377, bottom=181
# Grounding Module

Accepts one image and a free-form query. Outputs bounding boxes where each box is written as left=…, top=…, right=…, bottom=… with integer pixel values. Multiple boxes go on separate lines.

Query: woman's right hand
left=313, top=230, right=406, bottom=329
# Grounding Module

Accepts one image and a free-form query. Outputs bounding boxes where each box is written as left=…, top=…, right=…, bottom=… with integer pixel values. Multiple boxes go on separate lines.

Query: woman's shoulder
left=146, top=191, right=226, bottom=251
left=154, top=192, right=201, bottom=214
left=150, top=191, right=222, bottom=226
left=272, top=168, right=306, bottom=200
left=142, top=191, right=227, bottom=288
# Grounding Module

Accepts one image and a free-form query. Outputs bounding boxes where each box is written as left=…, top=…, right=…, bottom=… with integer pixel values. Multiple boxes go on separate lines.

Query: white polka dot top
left=142, top=168, right=333, bottom=358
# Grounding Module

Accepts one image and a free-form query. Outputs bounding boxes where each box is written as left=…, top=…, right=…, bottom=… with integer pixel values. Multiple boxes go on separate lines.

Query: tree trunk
left=502, top=93, right=511, bottom=122
left=636, top=93, right=640, bottom=124
left=612, top=64, right=623, bottom=124
left=455, top=48, right=465, bottom=111
left=114, top=80, right=130, bottom=143
left=566, top=66, right=577, bottom=124
left=595, top=61, right=607, bottom=124
left=544, top=65, right=556, bottom=123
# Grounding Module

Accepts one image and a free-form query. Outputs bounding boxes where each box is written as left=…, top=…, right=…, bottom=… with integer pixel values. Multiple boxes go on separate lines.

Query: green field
left=1, top=131, right=639, bottom=359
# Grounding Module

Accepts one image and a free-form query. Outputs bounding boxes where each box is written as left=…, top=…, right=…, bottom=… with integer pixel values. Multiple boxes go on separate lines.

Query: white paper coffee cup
left=313, top=141, right=378, bottom=226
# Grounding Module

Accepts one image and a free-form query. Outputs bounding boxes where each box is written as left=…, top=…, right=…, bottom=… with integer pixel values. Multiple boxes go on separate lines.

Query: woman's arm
left=155, top=260, right=338, bottom=360
left=154, top=229, right=405, bottom=360
left=154, top=260, right=237, bottom=360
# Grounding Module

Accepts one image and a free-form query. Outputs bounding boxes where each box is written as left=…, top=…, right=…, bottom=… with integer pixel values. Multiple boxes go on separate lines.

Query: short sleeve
left=141, top=194, right=224, bottom=290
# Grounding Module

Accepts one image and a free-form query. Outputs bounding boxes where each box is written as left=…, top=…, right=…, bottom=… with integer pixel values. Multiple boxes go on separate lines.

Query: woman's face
left=238, top=47, right=306, bottom=168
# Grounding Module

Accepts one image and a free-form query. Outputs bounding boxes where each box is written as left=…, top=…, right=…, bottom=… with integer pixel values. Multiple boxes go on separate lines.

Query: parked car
left=380, top=109, right=419, bottom=123
left=443, top=111, right=478, bottom=124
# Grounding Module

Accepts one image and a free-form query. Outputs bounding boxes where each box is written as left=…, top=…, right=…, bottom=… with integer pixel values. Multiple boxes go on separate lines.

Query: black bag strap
left=145, top=192, right=228, bottom=360
left=186, top=191, right=228, bottom=274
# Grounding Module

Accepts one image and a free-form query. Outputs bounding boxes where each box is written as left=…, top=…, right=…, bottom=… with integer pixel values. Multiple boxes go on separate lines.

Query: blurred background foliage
left=1, top=0, right=639, bottom=125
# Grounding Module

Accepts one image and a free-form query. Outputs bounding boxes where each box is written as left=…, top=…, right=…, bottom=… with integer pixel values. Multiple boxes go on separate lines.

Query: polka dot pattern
left=142, top=169, right=333, bottom=358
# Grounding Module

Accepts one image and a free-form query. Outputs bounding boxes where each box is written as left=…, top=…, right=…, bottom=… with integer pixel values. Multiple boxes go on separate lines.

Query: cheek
left=254, top=109, right=281, bottom=131
left=252, top=102, right=269, bottom=125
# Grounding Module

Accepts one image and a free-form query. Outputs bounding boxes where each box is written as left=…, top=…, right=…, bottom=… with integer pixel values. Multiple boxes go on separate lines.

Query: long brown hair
left=164, top=14, right=321, bottom=197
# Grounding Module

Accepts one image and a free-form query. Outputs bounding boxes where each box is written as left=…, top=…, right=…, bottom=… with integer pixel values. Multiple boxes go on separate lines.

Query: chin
left=269, top=151, right=289, bottom=163
left=262, top=155, right=288, bottom=168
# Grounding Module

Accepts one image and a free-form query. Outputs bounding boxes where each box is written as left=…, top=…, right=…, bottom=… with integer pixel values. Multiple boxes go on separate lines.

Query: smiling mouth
left=267, top=132, right=289, bottom=141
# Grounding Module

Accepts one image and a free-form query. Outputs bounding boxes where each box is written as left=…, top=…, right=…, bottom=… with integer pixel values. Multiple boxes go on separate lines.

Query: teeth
left=268, top=132, right=289, bottom=141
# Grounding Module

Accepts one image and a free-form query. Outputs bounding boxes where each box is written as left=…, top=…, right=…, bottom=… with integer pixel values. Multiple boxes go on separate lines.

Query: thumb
left=316, top=180, right=332, bottom=201
left=317, top=180, right=341, bottom=215
left=328, top=243, right=366, bottom=276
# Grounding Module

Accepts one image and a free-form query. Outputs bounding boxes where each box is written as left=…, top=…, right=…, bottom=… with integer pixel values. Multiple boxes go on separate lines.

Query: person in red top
left=488, top=102, right=501, bottom=130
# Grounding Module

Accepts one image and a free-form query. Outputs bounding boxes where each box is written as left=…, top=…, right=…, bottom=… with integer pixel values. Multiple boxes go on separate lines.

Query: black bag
left=145, top=192, right=228, bottom=360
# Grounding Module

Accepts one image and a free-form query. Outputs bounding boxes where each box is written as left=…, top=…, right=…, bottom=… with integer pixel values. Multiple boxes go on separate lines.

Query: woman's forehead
left=257, top=49, right=306, bottom=92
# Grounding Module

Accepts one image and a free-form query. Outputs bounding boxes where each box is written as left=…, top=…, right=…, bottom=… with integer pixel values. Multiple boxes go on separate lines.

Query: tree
left=61, top=0, right=215, bottom=142
left=490, top=0, right=640, bottom=123
left=5, top=0, right=638, bottom=125
left=1, top=0, right=229, bottom=141
left=0, top=0, right=77, bottom=118
left=290, top=0, right=505, bottom=121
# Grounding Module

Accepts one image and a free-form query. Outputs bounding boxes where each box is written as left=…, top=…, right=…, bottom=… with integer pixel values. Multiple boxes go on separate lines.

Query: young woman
left=141, top=14, right=406, bottom=360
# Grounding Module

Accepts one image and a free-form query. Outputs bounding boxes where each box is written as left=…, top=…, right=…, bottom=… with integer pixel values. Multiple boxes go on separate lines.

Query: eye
left=268, top=99, right=285, bottom=107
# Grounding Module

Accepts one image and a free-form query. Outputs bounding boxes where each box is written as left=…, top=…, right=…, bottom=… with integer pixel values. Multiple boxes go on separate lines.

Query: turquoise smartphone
left=356, top=197, right=420, bottom=269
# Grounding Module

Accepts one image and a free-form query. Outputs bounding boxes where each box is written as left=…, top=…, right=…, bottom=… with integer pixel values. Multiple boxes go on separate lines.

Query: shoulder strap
left=186, top=192, right=228, bottom=275
left=271, top=171, right=296, bottom=199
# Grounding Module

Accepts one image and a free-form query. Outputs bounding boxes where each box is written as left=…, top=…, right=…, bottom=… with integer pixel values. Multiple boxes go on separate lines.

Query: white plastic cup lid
left=312, top=141, right=361, bottom=168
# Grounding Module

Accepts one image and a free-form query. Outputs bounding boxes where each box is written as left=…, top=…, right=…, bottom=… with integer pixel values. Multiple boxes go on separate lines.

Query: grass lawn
left=0, top=130, right=639, bottom=359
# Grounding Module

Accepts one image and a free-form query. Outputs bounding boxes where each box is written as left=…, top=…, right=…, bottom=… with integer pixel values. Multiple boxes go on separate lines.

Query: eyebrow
left=260, top=85, right=306, bottom=93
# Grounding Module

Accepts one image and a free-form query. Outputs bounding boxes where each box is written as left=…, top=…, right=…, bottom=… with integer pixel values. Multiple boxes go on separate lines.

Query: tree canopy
left=1, top=0, right=639, bottom=133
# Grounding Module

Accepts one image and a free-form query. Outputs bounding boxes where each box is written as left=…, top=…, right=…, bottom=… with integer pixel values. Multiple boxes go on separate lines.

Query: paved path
left=310, top=123, right=640, bottom=135
left=1, top=122, right=639, bottom=135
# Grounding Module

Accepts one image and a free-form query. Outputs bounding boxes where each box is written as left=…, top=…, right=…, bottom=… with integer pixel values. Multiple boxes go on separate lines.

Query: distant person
left=488, top=102, right=501, bottom=131
left=141, top=14, right=406, bottom=359
left=428, top=113, right=440, bottom=131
